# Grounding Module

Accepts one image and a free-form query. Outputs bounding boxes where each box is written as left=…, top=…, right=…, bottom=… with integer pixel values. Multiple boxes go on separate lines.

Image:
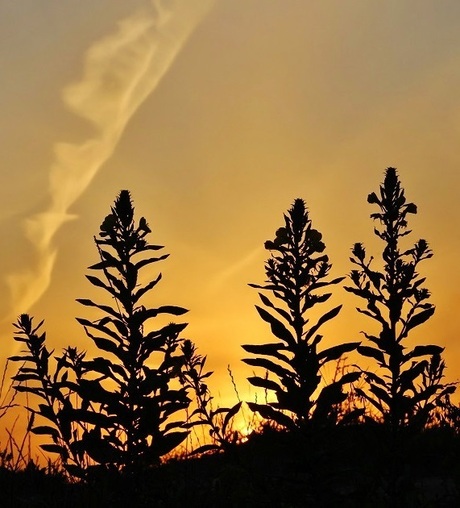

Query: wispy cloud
left=207, top=247, right=264, bottom=293
left=6, top=0, right=214, bottom=321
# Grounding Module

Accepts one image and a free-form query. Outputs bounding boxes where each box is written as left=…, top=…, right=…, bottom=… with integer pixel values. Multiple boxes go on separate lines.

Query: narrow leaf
left=247, top=402, right=294, bottom=429
left=405, top=307, right=435, bottom=333
left=241, top=343, right=290, bottom=363
left=369, top=384, right=391, bottom=406
left=247, top=376, right=283, bottom=393
left=93, top=337, right=120, bottom=357
left=31, top=426, right=59, bottom=438
left=305, top=305, right=342, bottom=341
left=255, top=306, right=295, bottom=346
left=222, top=401, right=243, bottom=432
left=242, top=358, right=292, bottom=380
left=317, top=342, right=360, bottom=363
left=258, top=293, right=292, bottom=323
left=151, top=431, right=189, bottom=457
left=405, top=344, right=444, bottom=361
left=338, top=371, right=361, bottom=384
left=40, top=444, right=67, bottom=455
left=358, top=345, right=386, bottom=365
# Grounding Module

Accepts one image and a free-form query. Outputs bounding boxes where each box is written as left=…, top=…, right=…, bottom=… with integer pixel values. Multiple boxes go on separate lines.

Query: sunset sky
left=1, top=0, right=460, bottom=422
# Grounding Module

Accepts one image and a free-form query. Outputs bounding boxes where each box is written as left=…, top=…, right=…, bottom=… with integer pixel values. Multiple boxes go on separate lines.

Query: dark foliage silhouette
left=75, top=190, right=192, bottom=472
left=3, top=180, right=460, bottom=507
left=242, top=199, right=360, bottom=429
left=345, top=168, right=456, bottom=429
left=11, top=315, right=90, bottom=474
left=180, top=340, right=242, bottom=454
left=11, top=191, right=195, bottom=475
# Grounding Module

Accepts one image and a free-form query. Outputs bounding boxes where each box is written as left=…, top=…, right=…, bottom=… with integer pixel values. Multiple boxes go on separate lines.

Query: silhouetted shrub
left=243, top=199, right=360, bottom=430
left=345, top=168, right=456, bottom=430
left=11, top=315, right=90, bottom=475
left=11, top=191, right=195, bottom=475
left=75, top=190, right=192, bottom=472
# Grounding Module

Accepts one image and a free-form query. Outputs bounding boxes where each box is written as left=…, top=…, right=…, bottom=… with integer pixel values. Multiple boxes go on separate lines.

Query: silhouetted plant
left=345, top=168, right=456, bottom=430
left=180, top=340, right=242, bottom=454
left=73, top=190, right=191, bottom=472
left=433, top=390, right=460, bottom=432
left=323, top=356, right=368, bottom=425
left=10, top=315, right=90, bottom=476
left=416, top=353, right=458, bottom=428
left=11, top=191, right=194, bottom=476
left=0, top=359, right=19, bottom=421
left=242, top=199, right=360, bottom=430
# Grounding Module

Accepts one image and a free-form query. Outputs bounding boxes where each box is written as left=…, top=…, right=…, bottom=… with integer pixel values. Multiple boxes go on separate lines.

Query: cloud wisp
left=6, top=0, right=214, bottom=322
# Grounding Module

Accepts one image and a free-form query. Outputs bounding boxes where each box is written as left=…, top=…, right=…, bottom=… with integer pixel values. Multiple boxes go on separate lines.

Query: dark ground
left=1, top=425, right=459, bottom=507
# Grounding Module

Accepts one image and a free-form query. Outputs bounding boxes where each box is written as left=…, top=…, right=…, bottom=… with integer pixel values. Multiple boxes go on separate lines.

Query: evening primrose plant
left=243, top=199, right=361, bottom=429
left=345, top=168, right=456, bottom=430
left=11, top=191, right=197, bottom=476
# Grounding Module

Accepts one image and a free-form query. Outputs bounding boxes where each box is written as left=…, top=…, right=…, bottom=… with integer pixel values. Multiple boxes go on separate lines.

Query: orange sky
left=1, top=0, right=460, bottom=432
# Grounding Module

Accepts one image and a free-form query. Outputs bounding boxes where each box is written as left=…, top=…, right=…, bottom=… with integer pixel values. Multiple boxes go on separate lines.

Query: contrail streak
left=208, top=247, right=265, bottom=293
left=6, top=0, right=214, bottom=322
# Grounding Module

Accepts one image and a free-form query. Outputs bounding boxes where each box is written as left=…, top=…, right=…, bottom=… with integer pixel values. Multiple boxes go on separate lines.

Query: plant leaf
left=305, top=305, right=342, bottom=341
left=151, top=431, right=189, bottom=457
left=247, top=402, right=294, bottom=429
left=247, top=376, right=283, bottom=393
left=222, top=401, right=243, bottom=432
left=358, top=345, right=386, bottom=365
left=40, top=444, right=67, bottom=455
left=242, top=358, right=292, bottom=380
left=31, top=425, right=59, bottom=439
left=241, top=343, right=290, bottom=363
left=405, top=344, right=444, bottom=361
left=405, top=307, right=435, bottom=333
left=317, top=342, right=360, bottom=363
left=255, top=306, right=295, bottom=346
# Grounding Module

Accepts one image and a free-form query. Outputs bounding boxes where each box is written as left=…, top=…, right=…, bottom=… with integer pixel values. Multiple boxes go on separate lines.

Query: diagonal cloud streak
left=6, top=0, right=214, bottom=322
